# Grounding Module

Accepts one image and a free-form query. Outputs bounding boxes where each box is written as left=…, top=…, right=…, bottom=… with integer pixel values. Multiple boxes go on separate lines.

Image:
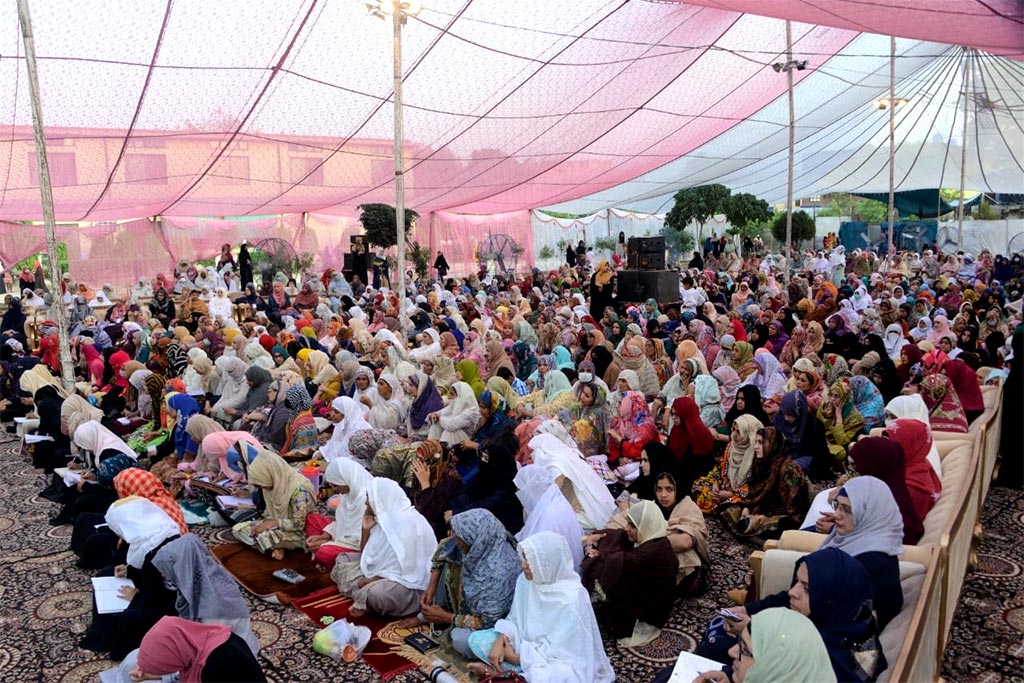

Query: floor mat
left=291, top=587, right=427, bottom=681
left=211, top=542, right=334, bottom=602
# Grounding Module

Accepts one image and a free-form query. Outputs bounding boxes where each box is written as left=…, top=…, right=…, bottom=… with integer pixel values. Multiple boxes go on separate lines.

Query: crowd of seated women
left=2, top=241, right=1020, bottom=682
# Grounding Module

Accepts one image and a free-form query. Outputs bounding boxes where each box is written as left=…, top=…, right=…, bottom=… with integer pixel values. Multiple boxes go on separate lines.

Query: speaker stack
left=620, top=236, right=678, bottom=304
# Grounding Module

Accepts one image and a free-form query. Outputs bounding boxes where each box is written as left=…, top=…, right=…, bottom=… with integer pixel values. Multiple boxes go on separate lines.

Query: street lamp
left=364, top=0, right=422, bottom=331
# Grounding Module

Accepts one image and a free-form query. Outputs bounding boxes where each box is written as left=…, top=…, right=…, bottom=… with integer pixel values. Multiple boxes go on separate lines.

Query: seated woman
left=153, top=534, right=260, bottom=654
left=606, top=390, right=659, bottom=470
left=366, top=373, right=407, bottom=432
left=513, top=463, right=584, bottom=569
left=247, top=376, right=292, bottom=451
left=133, top=616, right=266, bottom=683
left=580, top=500, right=679, bottom=647
left=720, top=426, right=811, bottom=541
left=848, top=438, right=925, bottom=544
left=331, top=478, right=436, bottom=618
left=464, top=532, right=614, bottom=683
left=788, top=357, right=826, bottom=412
left=528, top=432, right=616, bottom=531
left=450, top=436, right=524, bottom=535
left=167, top=394, right=202, bottom=463
left=693, top=414, right=762, bottom=514
left=30, top=385, right=71, bottom=473
left=798, top=476, right=905, bottom=629
left=232, top=450, right=317, bottom=560
left=410, top=440, right=463, bottom=541
left=79, top=497, right=180, bottom=658
left=700, top=547, right=884, bottom=683
left=279, top=385, right=318, bottom=461
left=427, top=381, right=481, bottom=446
left=208, top=357, right=249, bottom=422
left=318, top=395, right=372, bottom=466
left=773, top=390, right=831, bottom=479
left=112, top=468, right=189, bottom=536
left=668, top=396, right=717, bottom=495
left=200, top=431, right=262, bottom=485
left=516, top=369, right=577, bottom=419
left=690, top=608, right=837, bottom=683
left=848, top=376, right=886, bottom=432
left=559, top=379, right=609, bottom=458
left=884, top=394, right=942, bottom=477
left=403, top=370, right=445, bottom=441
left=917, top=372, right=969, bottom=433
left=883, top=418, right=942, bottom=523
left=816, top=379, right=865, bottom=463
left=621, top=442, right=709, bottom=595
left=407, top=509, right=521, bottom=655
left=305, top=457, right=372, bottom=571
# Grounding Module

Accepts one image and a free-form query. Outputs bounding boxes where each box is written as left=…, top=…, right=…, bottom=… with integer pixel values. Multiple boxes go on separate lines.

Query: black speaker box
left=618, top=269, right=679, bottom=304
left=627, top=236, right=667, bottom=269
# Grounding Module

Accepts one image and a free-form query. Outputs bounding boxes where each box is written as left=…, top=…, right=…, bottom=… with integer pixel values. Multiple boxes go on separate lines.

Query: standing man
left=237, top=241, right=254, bottom=289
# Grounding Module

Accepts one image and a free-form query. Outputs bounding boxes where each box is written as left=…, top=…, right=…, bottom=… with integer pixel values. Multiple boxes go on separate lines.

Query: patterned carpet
left=0, top=426, right=1019, bottom=682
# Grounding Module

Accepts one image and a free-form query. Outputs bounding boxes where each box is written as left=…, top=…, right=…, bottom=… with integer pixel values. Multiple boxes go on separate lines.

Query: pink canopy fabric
left=0, top=1, right=1018, bottom=224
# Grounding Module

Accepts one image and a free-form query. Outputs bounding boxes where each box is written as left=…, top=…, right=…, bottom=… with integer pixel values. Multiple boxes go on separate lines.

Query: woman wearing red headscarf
left=884, top=418, right=942, bottom=522
left=668, top=397, right=715, bottom=495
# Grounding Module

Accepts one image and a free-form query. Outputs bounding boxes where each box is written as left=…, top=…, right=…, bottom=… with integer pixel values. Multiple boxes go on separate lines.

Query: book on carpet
left=53, top=467, right=82, bottom=486
left=24, top=434, right=54, bottom=443
left=91, top=576, right=136, bottom=614
left=667, top=651, right=723, bottom=683
left=216, top=495, right=255, bottom=509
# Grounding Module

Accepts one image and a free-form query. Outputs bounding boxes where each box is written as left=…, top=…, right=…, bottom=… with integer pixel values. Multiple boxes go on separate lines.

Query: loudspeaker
left=627, top=236, right=667, bottom=269
left=618, top=269, right=679, bottom=304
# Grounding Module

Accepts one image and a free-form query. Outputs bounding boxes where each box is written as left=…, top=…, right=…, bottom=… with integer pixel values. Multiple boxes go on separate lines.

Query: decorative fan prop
left=249, top=237, right=299, bottom=285
left=1007, top=231, right=1024, bottom=255
left=477, top=232, right=523, bottom=278
left=935, top=224, right=960, bottom=251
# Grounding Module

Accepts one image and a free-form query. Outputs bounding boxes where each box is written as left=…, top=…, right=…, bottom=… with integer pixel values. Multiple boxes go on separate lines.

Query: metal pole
left=17, top=0, right=74, bottom=391
left=392, top=7, right=409, bottom=332
left=887, top=35, right=896, bottom=256
left=957, top=48, right=971, bottom=251
left=784, top=20, right=795, bottom=281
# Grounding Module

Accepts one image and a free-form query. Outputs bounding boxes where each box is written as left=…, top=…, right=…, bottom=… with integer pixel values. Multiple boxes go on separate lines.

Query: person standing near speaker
left=589, top=260, right=616, bottom=319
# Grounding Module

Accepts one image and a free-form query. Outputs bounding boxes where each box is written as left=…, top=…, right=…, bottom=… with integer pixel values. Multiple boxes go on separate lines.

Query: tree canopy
left=357, top=203, right=418, bottom=249
left=664, top=184, right=731, bottom=240
left=770, top=210, right=816, bottom=245
left=724, top=192, right=772, bottom=230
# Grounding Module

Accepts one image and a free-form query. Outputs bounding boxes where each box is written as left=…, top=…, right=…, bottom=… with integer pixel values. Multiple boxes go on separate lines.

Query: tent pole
left=392, top=6, right=408, bottom=330
left=784, top=20, right=794, bottom=282
left=887, top=35, right=896, bottom=255
left=957, top=48, right=971, bottom=252
left=17, top=0, right=74, bottom=392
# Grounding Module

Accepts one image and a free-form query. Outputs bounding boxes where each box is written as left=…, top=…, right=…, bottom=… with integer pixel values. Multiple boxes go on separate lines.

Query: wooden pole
left=784, top=20, right=795, bottom=281
left=392, top=6, right=408, bottom=331
left=887, top=36, right=896, bottom=255
left=17, top=0, right=75, bottom=391
left=957, top=48, right=971, bottom=251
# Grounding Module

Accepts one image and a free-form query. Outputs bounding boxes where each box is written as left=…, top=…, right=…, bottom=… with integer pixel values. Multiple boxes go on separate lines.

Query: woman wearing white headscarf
left=352, top=365, right=379, bottom=407
left=367, top=373, right=407, bottom=432
left=320, top=396, right=373, bottom=465
left=305, top=458, right=374, bottom=570
left=882, top=323, right=907, bottom=362
left=410, top=328, right=442, bottom=364
left=127, top=367, right=155, bottom=419
left=427, top=381, right=481, bottom=446
left=331, top=478, right=436, bottom=617
left=374, top=329, right=407, bottom=373
left=207, top=287, right=232, bottom=322
left=528, top=433, right=616, bottom=531
left=513, top=465, right=585, bottom=571
left=465, top=532, right=614, bottom=683
left=208, top=356, right=249, bottom=420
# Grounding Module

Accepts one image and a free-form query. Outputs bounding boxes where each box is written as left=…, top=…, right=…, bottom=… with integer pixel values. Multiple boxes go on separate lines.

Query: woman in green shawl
left=456, top=359, right=486, bottom=398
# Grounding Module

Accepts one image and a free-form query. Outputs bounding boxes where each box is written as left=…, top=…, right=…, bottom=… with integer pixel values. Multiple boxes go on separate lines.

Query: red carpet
left=292, top=587, right=420, bottom=681
left=210, top=542, right=334, bottom=602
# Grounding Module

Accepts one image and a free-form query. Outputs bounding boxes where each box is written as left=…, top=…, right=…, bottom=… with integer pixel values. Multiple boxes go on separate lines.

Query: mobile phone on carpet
left=404, top=632, right=439, bottom=654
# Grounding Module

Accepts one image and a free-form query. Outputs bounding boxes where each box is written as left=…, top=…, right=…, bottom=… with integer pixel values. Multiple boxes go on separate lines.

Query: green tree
left=357, top=203, right=418, bottom=249
left=407, top=241, right=431, bottom=281
left=11, top=242, right=69, bottom=275
left=724, top=192, right=771, bottom=230
left=664, top=184, right=731, bottom=242
left=770, top=210, right=816, bottom=246
left=662, top=225, right=695, bottom=266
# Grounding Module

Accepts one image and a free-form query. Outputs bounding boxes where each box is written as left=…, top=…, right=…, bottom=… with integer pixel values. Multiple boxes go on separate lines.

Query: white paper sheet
left=667, top=651, right=723, bottom=683
left=91, top=576, right=136, bottom=614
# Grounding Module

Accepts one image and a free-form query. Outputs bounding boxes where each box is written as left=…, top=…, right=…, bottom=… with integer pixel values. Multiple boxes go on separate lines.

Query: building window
left=289, top=156, right=324, bottom=186
left=124, top=154, right=168, bottom=184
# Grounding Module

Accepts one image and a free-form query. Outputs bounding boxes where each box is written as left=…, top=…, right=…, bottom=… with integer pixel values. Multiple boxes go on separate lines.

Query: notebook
left=667, top=651, right=724, bottom=683
left=91, top=576, right=136, bottom=614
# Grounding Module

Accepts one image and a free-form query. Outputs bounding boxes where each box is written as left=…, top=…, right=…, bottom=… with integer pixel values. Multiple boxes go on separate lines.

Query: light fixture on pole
left=365, top=0, right=422, bottom=332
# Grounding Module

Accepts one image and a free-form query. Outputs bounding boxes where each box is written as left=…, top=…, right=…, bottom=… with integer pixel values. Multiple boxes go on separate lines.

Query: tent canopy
left=0, top=1, right=1020, bottom=222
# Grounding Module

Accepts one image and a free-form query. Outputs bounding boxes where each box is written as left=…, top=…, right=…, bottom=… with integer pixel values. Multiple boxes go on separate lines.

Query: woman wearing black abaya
left=997, top=327, right=1022, bottom=489
left=31, top=385, right=70, bottom=473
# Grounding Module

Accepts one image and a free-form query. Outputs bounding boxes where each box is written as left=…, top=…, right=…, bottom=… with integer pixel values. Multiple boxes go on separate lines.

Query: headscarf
left=61, top=395, right=104, bottom=440
left=542, top=369, right=572, bottom=402
left=693, top=374, right=724, bottom=428
left=153, top=535, right=251, bottom=623
left=744, top=608, right=837, bottom=683
left=850, top=438, right=924, bottom=544
left=727, top=414, right=762, bottom=488
left=284, top=384, right=312, bottom=415
left=323, top=457, right=374, bottom=549
left=455, top=359, right=486, bottom=397
left=772, top=390, right=809, bottom=454
left=406, top=372, right=444, bottom=430
left=360, top=478, right=436, bottom=590
left=202, top=431, right=261, bottom=483
left=105, top=496, right=181, bottom=569
left=246, top=450, right=315, bottom=519
left=113, top=468, right=188, bottom=534
left=168, top=394, right=201, bottom=457
left=626, top=500, right=668, bottom=544
left=713, top=366, right=741, bottom=412
left=529, top=432, right=616, bottom=530
left=848, top=375, right=886, bottom=431
left=725, top=384, right=770, bottom=426
left=884, top=418, right=942, bottom=519
left=19, top=364, right=67, bottom=398
left=449, top=509, right=521, bottom=618
left=668, top=397, right=715, bottom=458
left=513, top=465, right=585, bottom=570
left=821, top=476, right=905, bottom=557
left=95, top=453, right=136, bottom=487
left=73, top=421, right=137, bottom=460
left=322, top=395, right=373, bottom=463
left=137, top=616, right=232, bottom=683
